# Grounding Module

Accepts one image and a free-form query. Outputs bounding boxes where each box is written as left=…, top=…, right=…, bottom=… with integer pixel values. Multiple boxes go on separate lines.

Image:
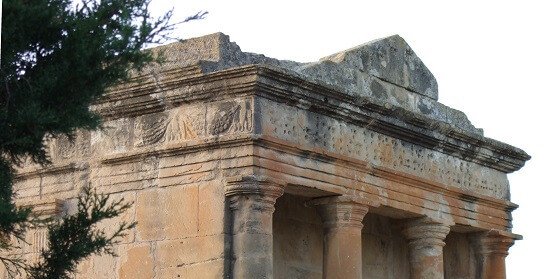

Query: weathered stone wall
left=444, top=232, right=476, bottom=279
left=9, top=181, right=229, bottom=279
left=8, top=96, right=256, bottom=278
left=273, top=195, right=323, bottom=278
left=362, top=215, right=410, bottom=278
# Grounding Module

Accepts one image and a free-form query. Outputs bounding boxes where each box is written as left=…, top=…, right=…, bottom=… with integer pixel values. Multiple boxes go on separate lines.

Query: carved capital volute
left=402, top=217, right=452, bottom=248
left=471, top=230, right=516, bottom=257
left=307, top=196, right=378, bottom=229
left=225, top=175, right=285, bottom=212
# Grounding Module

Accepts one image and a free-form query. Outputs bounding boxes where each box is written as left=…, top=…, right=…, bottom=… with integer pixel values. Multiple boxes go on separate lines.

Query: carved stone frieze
left=47, top=131, right=90, bottom=162
left=134, top=112, right=169, bottom=146
left=134, top=105, right=206, bottom=148
left=164, top=110, right=198, bottom=142
left=91, top=118, right=132, bottom=155
left=209, top=100, right=252, bottom=136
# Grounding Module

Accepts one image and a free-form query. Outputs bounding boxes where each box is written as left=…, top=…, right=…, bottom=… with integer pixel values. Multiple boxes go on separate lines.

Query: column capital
left=402, top=217, right=452, bottom=279
left=307, top=196, right=378, bottom=229
left=471, top=230, right=517, bottom=257
left=225, top=175, right=285, bottom=198
left=308, top=196, right=377, bottom=279
left=402, top=217, right=452, bottom=248
left=470, top=230, right=519, bottom=279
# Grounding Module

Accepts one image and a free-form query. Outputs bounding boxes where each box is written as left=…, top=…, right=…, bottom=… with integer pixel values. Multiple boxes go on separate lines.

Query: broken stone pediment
left=142, top=32, right=302, bottom=74
left=318, top=35, right=438, bottom=100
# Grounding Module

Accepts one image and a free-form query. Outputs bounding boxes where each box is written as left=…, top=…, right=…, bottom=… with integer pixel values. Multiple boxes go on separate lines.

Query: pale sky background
left=151, top=1, right=548, bottom=277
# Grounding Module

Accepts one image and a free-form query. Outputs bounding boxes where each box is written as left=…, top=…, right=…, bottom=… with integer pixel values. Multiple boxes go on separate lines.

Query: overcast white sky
left=151, top=1, right=548, bottom=277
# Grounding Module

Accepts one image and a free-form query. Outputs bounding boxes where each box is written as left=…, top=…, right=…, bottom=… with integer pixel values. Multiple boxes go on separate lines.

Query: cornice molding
left=100, top=133, right=254, bottom=165
left=86, top=134, right=517, bottom=217
left=93, top=65, right=529, bottom=173
left=371, top=166, right=518, bottom=212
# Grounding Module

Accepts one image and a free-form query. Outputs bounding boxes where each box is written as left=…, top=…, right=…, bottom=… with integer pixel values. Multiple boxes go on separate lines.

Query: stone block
left=89, top=252, right=118, bottom=279
left=135, top=189, right=165, bottom=241
left=164, top=186, right=199, bottom=239
left=98, top=191, right=136, bottom=244
left=158, top=259, right=226, bottom=279
left=198, top=182, right=226, bottom=235
left=155, top=235, right=227, bottom=269
left=75, top=258, right=92, bottom=279
left=135, top=185, right=199, bottom=241
left=118, top=244, right=154, bottom=279
left=321, top=35, right=438, bottom=100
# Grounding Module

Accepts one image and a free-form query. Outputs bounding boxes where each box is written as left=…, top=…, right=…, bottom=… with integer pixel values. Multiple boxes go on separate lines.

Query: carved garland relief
left=136, top=109, right=198, bottom=147
left=210, top=100, right=252, bottom=135
left=134, top=99, right=253, bottom=148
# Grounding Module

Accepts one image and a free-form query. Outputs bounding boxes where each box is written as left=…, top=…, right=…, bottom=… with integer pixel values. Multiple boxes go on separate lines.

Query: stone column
left=225, top=175, right=285, bottom=279
left=308, top=196, right=376, bottom=279
left=471, top=231, right=516, bottom=279
left=402, top=217, right=451, bottom=279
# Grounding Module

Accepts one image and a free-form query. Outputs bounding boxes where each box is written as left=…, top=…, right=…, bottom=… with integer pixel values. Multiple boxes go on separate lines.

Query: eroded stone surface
left=140, top=32, right=302, bottom=75
left=320, top=35, right=438, bottom=99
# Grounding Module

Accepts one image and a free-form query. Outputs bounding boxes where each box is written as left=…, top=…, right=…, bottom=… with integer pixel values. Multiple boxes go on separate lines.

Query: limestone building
left=4, top=33, right=529, bottom=278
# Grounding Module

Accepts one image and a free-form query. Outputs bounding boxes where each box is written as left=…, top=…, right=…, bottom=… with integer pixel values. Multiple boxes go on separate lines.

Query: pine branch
left=0, top=0, right=206, bottom=276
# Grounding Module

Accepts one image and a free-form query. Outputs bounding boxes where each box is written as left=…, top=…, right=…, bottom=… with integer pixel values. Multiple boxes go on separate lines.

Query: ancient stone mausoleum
left=4, top=33, right=529, bottom=279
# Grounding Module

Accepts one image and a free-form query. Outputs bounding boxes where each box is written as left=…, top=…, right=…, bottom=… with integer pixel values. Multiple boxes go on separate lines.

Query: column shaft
left=309, top=196, right=374, bottom=279
left=225, top=176, right=284, bottom=279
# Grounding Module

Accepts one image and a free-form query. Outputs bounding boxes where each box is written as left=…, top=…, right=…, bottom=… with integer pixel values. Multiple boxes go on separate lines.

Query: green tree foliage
left=28, top=186, right=135, bottom=279
left=1, top=0, right=204, bottom=277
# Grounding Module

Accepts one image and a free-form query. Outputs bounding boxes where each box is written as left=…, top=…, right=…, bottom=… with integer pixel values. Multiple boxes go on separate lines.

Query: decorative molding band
left=306, top=195, right=381, bottom=208
left=224, top=175, right=285, bottom=198
left=15, top=162, right=88, bottom=180
left=92, top=65, right=259, bottom=119
left=253, top=135, right=517, bottom=214
left=93, top=64, right=528, bottom=173
left=371, top=166, right=518, bottom=212
left=18, top=199, right=64, bottom=218
left=97, top=133, right=517, bottom=216
left=100, top=133, right=254, bottom=165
